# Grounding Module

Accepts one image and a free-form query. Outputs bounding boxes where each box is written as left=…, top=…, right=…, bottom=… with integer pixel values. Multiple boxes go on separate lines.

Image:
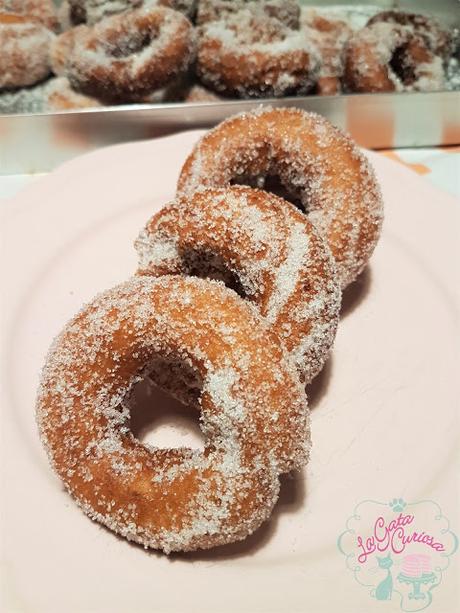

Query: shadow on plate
left=173, top=469, right=307, bottom=563
left=96, top=466, right=307, bottom=562
left=340, top=266, right=372, bottom=319
left=305, top=356, right=333, bottom=411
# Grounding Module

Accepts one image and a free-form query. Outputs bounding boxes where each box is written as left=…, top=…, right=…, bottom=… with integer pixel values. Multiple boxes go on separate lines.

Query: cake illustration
left=401, top=554, right=431, bottom=577
left=398, top=554, right=436, bottom=599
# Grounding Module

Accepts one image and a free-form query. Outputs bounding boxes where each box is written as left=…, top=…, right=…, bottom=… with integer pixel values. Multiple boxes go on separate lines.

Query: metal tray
left=1, top=0, right=459, bottom=174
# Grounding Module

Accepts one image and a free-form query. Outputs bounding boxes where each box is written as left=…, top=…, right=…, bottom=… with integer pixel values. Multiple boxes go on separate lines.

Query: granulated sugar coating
left=67, top=6, right=196, bottom=100
left=36, top=276, right=309, bottom=553
left=0, top=14, right=54, bottom=89
left=196, top=9, right=320, bottom=97
left=177, top=107, right=383, bottom=288
left=344, top=22, right=446, bottom=93
left=196, top=0, right=300, bottom=28
left=68, top=0, right=196, bottom=25
left=366, top=10, right=452, bottom=60
left=136, top=186, right=341, bottom=382
left=300, top=8, right=352, bottom=95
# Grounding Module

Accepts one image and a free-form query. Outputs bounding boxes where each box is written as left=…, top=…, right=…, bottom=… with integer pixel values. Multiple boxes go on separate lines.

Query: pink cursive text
left=356, top=513, right=445, bottom=563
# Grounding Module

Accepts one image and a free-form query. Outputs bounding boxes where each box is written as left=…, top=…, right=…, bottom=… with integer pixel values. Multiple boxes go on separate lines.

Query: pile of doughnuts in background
left=37, top=107, right=384, bottom=553
left=0, top=0, right=459, bottom=113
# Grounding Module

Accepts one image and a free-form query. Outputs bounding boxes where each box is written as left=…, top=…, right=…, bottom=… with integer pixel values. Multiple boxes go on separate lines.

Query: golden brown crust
left=67, top=6, right=196, bottom=101
left=177, top=108, right=383, bottom=288
left=196, top=9, right=320, bottom=98
left=367, top=10, right=452, bottom=58
left=136, top=186, right=340, bottom=382
left=344, top=22, right=445, bottom=93
left=36, top=276, right=309, bottom=553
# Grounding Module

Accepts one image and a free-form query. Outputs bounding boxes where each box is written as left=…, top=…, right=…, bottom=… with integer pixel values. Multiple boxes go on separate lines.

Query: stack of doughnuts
left=0, top=0, right=198, bottom=108
left=37, top=107, right=384, bottom=553
left=0, top=2, right=457, bottom=113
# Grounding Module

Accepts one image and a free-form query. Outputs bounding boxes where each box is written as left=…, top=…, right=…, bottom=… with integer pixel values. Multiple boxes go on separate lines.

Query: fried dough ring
left=367, top=10, right=451, bottom=58
left=67, top=6, right=196, bottom=101
left=177, top=108, right=383, bottom=288
left=344, top=22, right=445, bottom=93
left=196, top=9, right=320, bottom=98
left=37, top=276, right=309, bottom=553
left=136, top=186, right=340, bottom=382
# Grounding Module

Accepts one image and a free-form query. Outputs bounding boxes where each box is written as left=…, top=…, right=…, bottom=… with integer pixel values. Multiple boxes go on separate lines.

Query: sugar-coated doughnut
left=197, top=8, right=320, bottom=98
left=301, top=8, right=352, bottom=95
left=136, top=186, right=340, bottom=382
left=67, top=6, right=196, bottom=101
left=0, top=0, right=59, bottom=31
left=178, top=107, right=383, bottom=288
left=367, top=11, right=452, bottom=59
left=0, top=13, right=53, bottom=89
left=196, top=0, right=300, bottom=28
left=344, top=22, right=445, bottom=93
left=37, top=276, right=309, bottom=553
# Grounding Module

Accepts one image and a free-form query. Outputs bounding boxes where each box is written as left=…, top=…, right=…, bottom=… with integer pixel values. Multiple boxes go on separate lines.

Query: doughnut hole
left=390, top=44, right=417, bottom=85
left=128, top=361, right=205, bottom=451
left=177, top=247, right=247, bottom=297
left=388, top=37, right=434, bottom=87
left=230, top=174, right=305, bottom=211
left=102, top=25, right=156, bottom=58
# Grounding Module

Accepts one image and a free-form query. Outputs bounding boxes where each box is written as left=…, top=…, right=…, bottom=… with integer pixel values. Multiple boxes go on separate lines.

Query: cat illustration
left=375, top=554, right=393, bottom=600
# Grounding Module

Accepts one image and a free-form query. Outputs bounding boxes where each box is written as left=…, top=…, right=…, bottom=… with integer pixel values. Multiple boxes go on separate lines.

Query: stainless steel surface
left=1, top=0, right=459, bottom=174
left=1, top=91, right=460, bottom=174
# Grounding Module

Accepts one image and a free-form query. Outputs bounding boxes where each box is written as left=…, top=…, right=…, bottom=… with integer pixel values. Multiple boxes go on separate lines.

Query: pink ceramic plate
left=1, top=131, right=458, bottom=613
